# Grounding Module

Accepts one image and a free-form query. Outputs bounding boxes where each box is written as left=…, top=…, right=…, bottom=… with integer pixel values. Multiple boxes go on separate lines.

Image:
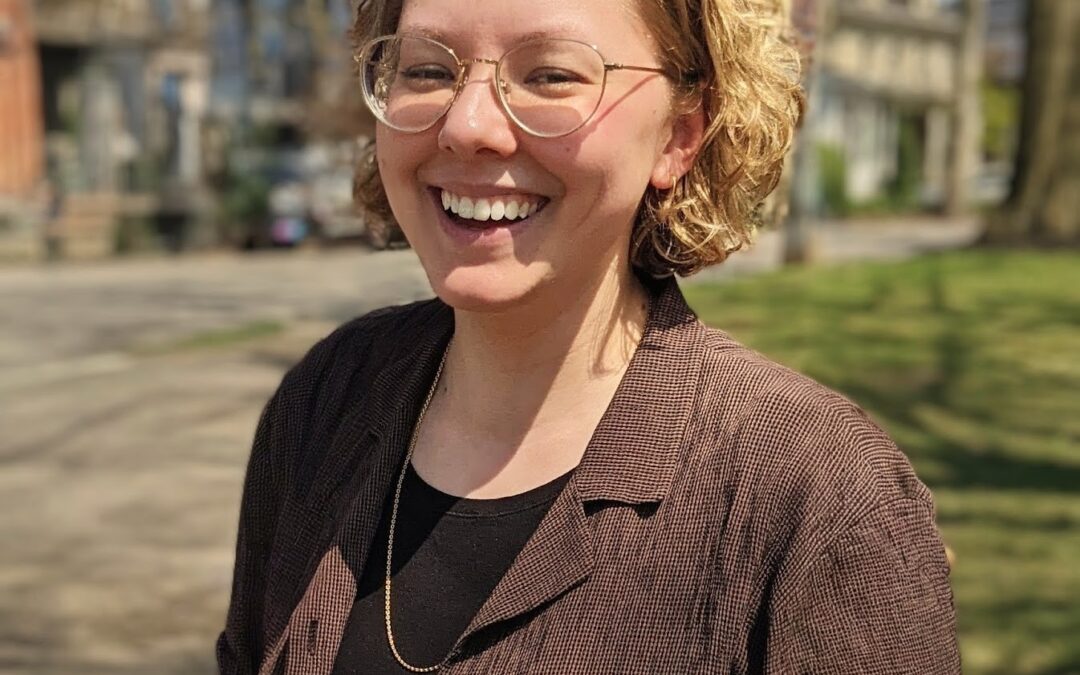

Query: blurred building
left=0, top=0, right=374, bottom=261
left=0, top=0, right=214, bottom=259
left=807, top=0, right=983, bottom=212
left=0, top=0, right=44, bottom=260
left=209, top=0, right=368, bottom=138
left=205, top=0, right=373, bottom=249
left=0, top=0, right=43, bottom=199
left=35, top=0, right=210, bottom=190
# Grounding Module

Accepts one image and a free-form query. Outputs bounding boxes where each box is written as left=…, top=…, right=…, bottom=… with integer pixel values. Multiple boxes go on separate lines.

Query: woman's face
left=377, top=0, right=690, bottom=312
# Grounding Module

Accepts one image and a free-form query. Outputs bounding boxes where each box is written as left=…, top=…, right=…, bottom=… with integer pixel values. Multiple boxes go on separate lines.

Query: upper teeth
left=441, top=190, right=541, bottom=222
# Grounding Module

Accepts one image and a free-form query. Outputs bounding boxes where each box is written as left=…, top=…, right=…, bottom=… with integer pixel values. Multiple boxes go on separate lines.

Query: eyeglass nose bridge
left=454, top=57, right=511, bottom=99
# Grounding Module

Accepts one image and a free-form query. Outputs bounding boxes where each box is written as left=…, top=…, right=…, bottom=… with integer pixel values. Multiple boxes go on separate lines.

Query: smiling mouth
left=434, top=188, right=549, bottom=229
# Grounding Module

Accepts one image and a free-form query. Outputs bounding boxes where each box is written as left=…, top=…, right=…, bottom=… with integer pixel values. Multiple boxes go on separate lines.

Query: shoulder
left=297, top=297, right=444, bottom=369
left=684, top=333, right=957, bottom=668
left=689, top=323, right=932, bottom=554
left=276, top=297, right=445, bottom=396
left=256, top=298, right=447, bottom=483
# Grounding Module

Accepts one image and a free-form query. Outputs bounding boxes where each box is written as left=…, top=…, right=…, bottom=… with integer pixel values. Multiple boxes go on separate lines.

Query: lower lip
left=430, top=189, right=542, bottom=248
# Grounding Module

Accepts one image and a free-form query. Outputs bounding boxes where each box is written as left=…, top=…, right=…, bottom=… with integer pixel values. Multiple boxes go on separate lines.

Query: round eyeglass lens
left=360, top=36, right=459, bottom=132
left=499, top=39, right=607, bottom=137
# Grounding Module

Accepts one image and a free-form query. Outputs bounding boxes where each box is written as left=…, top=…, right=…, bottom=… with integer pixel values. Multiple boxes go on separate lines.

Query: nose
left=437, top=63, right=518, bottom=159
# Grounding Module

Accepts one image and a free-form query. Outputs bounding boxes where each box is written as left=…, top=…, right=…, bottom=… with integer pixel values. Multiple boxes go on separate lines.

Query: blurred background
left=0, top=0, right=1076, bottom=673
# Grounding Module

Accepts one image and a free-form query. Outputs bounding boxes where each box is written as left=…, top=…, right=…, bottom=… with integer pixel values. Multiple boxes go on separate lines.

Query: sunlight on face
left=377, top=0, right=677, bottom=313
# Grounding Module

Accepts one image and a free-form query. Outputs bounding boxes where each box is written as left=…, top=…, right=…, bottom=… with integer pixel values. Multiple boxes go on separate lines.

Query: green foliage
left=839, top=117, right=924, bottom=216
left=172, top=320, right=284, bottom=350
left=981, top=80, right=1021, bottom=162
left=218, top=172, right=270, bottom=245
left=817, top=143, right=851, bottom=217
left=684, top=251, right=1080, bottom=675
left=221, top=173, right=270, bottom=223
left=886, top=116, right=923, bottom=209
left=128, top=155, right=164, bottom=193
left=113, top=216, right=155, bottom=254
left=846, top=194, right=908, bottom=217
left=136, top=320, right=285, bottom=354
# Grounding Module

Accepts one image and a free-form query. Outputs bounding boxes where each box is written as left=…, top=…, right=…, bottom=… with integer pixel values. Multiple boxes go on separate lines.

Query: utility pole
left=783, top=0, right=829, bottom=265
left=946, top=0, right=986, bottom=216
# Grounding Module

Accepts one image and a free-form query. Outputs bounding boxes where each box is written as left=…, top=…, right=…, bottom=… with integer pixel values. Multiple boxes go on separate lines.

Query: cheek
left=375, top=130, right=431, bottom=219
left=375, top=128, right=419, bottom=178
left=559, top=109, right=666, bottom=208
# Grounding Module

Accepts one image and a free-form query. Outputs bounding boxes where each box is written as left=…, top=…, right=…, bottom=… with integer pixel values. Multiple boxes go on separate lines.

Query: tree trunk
left=985, top=0, right=1080, bottom=244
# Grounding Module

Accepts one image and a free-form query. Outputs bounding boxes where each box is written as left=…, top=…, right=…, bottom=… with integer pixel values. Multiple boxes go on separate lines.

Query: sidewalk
left=687, top=215, right=981, bottom=283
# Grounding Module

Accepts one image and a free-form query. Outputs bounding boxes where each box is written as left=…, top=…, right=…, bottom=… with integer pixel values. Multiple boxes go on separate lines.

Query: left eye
left=525, top=69, right=584, bottom=86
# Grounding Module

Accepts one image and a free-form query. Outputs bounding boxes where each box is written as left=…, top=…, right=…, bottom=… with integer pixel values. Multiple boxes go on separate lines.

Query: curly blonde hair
left=351, top=0, right=804, bottom=277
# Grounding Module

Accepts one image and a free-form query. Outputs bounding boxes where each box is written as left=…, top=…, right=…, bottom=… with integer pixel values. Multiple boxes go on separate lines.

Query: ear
left=650, top=104, right=706, bottom=190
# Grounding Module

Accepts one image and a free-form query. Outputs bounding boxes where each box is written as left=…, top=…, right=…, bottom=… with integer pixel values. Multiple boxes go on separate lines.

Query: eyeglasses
left=354, top=35, right=672, bottom=138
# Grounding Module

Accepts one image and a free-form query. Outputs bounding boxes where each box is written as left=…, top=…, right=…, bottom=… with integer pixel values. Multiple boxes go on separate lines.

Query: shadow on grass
left=936, top=509, right=1076, bottom=532
left=957, top=596, right=1080, bottom=675
left=811, top=256, right=1080, bottom=494
left=838, top=371, right=1080, bottom=494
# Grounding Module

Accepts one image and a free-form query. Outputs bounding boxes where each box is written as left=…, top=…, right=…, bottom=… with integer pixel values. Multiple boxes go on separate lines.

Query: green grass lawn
left=684, top=250, right=1080, bottom=675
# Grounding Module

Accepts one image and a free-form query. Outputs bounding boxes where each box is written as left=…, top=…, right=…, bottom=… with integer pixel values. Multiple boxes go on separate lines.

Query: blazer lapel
left=257, top=427, right=402, bottom=675
left=454, top=478, right=594, bottom=651
left=448, top=277, right=707, bottom=658
left=259, top=426, right=385, bottom=657
left=331, top=310, right=456, bottom=581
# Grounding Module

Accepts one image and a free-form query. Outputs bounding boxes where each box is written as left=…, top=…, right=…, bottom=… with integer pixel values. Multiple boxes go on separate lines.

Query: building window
left=153, top=0, right=176, bottom=28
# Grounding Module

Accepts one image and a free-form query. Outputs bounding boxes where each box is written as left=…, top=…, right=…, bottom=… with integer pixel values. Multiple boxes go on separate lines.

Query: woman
left=218, top=0, right=960, bottom=672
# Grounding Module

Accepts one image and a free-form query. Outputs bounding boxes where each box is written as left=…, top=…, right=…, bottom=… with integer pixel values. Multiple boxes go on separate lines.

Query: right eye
left=400, top=64, right=456, bottom=84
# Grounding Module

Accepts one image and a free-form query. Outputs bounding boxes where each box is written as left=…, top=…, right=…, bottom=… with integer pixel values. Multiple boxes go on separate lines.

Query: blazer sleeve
left=216, top=390, right=285, bottom=675
left=764, top=496, right=961, bottom=674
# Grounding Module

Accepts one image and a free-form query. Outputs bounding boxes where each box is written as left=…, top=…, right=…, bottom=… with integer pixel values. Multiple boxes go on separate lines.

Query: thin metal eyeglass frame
left=354, top=34, right=671, bottom=138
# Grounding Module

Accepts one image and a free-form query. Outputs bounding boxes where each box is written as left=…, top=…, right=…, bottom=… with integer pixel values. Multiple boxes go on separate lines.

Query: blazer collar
left=575, top=275, right=707, bottom=503
left=360, top=274, right=706, bottom=506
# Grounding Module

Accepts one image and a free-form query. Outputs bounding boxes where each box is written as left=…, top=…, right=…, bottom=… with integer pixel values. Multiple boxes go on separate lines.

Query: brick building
left=2, top=0, right=214, bottom=259
left=0, top=0, right=44, bottom=198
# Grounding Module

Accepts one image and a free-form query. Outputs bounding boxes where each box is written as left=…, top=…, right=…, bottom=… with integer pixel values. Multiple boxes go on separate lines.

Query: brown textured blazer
left=217, top=277, right=960, bottom=674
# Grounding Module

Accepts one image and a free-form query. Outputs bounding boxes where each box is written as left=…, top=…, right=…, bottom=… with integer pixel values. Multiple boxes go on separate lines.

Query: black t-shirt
left=331, top=462, right=573, bottom=674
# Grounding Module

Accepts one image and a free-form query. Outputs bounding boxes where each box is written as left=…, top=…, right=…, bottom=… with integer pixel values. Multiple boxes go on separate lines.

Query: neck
left=440, top=260, right=650, bottom=443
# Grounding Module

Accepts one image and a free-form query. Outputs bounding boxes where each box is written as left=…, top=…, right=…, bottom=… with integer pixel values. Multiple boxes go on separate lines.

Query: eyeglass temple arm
left=605, top=63, right=668, bottom=75
left=606, top=63, right=701, bottom=88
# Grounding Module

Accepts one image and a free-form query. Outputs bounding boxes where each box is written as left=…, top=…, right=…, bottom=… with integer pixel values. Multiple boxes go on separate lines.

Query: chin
left=428, top=262, right=553, bottom=314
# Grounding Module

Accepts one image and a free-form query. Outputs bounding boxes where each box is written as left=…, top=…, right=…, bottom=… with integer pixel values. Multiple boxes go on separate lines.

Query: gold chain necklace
left=384, top=341, right=451, bottom=672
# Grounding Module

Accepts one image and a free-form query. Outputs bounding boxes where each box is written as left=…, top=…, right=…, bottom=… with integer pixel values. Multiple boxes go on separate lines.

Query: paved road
left=0, top=216, right=978, bottom=674
left=0, top=247, right=432, bottom=374
left=0, top=248, right=432, bottom=674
